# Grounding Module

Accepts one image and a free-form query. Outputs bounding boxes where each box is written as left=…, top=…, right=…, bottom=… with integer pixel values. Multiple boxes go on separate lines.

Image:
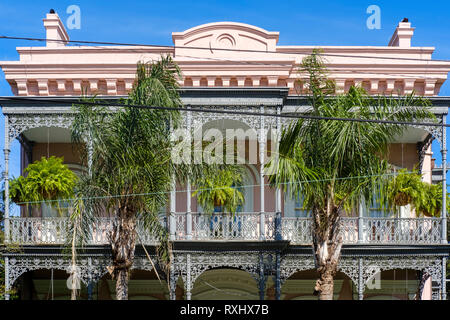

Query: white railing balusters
left=8, top=215, right=442, bottom=245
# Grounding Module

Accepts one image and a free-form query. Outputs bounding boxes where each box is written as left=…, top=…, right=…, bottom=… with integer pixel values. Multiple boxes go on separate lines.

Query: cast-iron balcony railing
left=6, top=212, right=443, bottom=245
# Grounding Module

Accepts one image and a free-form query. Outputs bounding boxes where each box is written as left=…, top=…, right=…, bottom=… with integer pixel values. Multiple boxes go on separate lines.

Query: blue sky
left=0, top=0, right=449, bottom=183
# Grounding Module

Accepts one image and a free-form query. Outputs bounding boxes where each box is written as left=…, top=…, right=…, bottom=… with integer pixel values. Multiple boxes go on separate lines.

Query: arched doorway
left=14, top=269, right=88, bottom=300
left=190, top=268, right=259, bottom=300
left=363, top=269, right=420, bottom=300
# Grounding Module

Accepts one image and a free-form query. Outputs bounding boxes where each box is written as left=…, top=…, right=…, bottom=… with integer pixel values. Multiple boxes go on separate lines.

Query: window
left=366, top=194, right=391, bottom=218
left=284, top=190, right=311, bottom=218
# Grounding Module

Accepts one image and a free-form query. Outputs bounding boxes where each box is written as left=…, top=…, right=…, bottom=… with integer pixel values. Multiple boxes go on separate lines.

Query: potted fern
left=10, top=156, right=78, bottom=216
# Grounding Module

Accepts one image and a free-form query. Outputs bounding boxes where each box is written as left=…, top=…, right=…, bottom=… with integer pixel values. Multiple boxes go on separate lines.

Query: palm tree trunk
left=110, top=207, right=137, bottom=300
left=312, top=200, right=343, bottom=300
left=316, top=266, right=336, bottom=300
left=116, top=268, right=130, bottom=300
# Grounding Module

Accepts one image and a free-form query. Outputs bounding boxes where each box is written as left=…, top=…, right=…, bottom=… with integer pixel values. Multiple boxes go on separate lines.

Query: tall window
left=284, top=190, right=311, bottom=218
left=366, top=193, right=391, bottom=218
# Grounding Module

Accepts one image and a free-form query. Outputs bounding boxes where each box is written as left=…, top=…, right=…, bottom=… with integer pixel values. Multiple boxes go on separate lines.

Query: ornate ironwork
left=5, top=254, right=159, bottom=289
left=6, top=113, right=74, bottom=144
left=360, top=255, right=443, bottom=300
left=8, top=216, right=443, bottom=244
left=8, top=217, right=165, bottom=245
left=361, top=218, right=442, bottom=244
left=4, top=251, right=446, bottom=300
left=173, top=252, right=264, bottom=296
left=187, top=105, right=278, bottom=131
left=279, top=254, right=315, bottom=284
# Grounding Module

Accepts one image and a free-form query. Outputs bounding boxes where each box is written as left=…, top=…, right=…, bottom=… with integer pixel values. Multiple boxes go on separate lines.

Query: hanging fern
left=387, top=169, right=423, bottom=208
left=9, top=156, right=78, bottom=207
left=387, top=169, right=447, bottom=217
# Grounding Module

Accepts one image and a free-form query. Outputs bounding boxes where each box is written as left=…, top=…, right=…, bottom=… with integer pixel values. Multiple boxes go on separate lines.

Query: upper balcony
left=6, top=212, right=444, bottom=246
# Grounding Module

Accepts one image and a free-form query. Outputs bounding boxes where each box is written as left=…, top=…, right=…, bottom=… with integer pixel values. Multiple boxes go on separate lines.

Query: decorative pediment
left=172, top=22, right=279, bottom=53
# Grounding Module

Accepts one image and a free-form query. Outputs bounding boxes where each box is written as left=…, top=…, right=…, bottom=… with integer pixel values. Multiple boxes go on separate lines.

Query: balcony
left=6, top=212, right=444, bottom=246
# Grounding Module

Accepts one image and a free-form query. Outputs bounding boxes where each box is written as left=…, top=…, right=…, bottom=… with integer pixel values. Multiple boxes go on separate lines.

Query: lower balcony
left=6, top=212, right=444, bottom=245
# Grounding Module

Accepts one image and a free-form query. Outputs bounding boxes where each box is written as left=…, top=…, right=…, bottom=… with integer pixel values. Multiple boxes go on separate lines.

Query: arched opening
left=192, top=119, right=259, bottom=213
left=191, top=268, right=259, bottom=300
left=364, top=269, right=421, bottom=300
left=15, top=126, right=84, bottom=218
left=281, top=269, right=355, bottom=300
left=14, top=269, right=88, bottom=300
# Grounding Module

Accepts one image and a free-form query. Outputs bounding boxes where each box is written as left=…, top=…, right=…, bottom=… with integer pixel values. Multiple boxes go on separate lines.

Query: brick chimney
left=388, top=19, right=415, bottom=47
left=43, top=10, right=69, bottom=47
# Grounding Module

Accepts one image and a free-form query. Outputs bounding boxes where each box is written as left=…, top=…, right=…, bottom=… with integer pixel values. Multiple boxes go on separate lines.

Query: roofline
left=0, top=91, right=449, bottom=114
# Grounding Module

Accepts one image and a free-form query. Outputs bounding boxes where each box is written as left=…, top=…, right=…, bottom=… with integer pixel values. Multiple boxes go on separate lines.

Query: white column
left=186, top=254, right=192, bottom=300
left=358, top=197, right=365, bottom=243
left=441, top=115, right=447, bottom=244
left=186, top=178, right=192, bottom=240
left=275, top=107, right=282, bottom=213
left=170, top=174, right=176, bottom=241
left=442, top=257, right=447, bottom=300
left=186, top=106, right=192, bottom=240
left=169, top=121, right=176, bottom=241
left=4, top=115, right=10, bottom=244
left=358, top=258, right=364, bottom=300
left=4, top=256, right=9, bottom=300
left=259, top=106, right=266, bottom=240
left=169, top=256, right=176, bottom=300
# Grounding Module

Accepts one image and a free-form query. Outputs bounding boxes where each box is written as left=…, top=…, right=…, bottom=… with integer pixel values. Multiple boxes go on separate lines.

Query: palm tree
left=71, top=56, right=183, bottom=300
left=268, top=51, right=433, bottom=300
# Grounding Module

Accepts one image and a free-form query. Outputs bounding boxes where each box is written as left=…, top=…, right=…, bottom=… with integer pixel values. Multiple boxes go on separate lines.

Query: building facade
left=1, top=12, right=450, bottom=300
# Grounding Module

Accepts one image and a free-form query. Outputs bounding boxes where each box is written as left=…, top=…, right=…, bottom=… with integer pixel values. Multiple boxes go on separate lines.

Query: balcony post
left=87, top=281, right=93, bottom=300
left=169, top=172, right=177, bottom=239
left=169, top=116, right=176, bottom=241
left=275, top=212, right=282, bottom=241
left=358, top=257, right=364, bottom=300
left=186, top=178, right=192, bottom=240
left=186, top=106, right=192, bottom=240
left=259, top=106, right=265, bottom=240
left=4, top=256, right=9, bottom=300
left=358, top=197, right=365, bottom=243
left=169, top=258, right=176, bottom=300
left=186, top=253, right=192, bottom=300
left=258, top=253, right=266, bottom=300
left=275, top=106, right=282, bottom=241
left=275, top=251, right=281, bottom=300
left=4, top=115, right=10, bottom=244
left=442, top=257, right=447, bottom=300
left=441, top=115, right=447, bottom=244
